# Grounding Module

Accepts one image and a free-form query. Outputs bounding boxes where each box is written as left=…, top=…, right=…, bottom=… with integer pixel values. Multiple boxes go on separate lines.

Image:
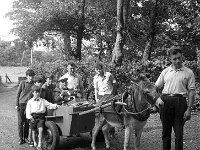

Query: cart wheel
left=42, top=121, right=60, bottom=150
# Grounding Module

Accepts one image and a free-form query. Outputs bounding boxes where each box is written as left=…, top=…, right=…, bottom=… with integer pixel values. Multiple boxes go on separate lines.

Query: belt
left=162, top=94, right=184, bottom=97
left=31, top=113, right=45, bottom=118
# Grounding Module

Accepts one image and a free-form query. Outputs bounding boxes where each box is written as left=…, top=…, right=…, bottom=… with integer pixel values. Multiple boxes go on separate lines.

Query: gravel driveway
left=0, top=87, right=199, bottom=150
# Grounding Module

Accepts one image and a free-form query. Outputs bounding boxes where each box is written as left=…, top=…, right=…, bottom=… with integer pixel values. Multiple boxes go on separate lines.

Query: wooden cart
left=43, top=101, right=95, bottom=150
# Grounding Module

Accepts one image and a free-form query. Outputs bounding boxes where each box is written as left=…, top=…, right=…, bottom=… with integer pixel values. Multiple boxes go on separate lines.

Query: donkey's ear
left=122, top=91, right=129, bottom=101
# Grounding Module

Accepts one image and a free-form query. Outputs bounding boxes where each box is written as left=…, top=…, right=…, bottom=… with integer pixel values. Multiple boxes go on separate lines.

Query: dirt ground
left=0, top=85, right=200, bottom=150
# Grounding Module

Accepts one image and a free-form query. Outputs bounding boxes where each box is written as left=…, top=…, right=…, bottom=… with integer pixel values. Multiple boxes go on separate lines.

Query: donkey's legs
left=102, top=123, right=112, bottom=149
left=91, top=115, right=107, bottom=150
left=134, top=121, right=146, bottom=150
left=124, top=125, right=131, bottom=150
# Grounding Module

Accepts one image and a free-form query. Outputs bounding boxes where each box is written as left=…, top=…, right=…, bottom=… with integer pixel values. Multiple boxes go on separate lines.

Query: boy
left=54, top=78, right=71, bottom=104
left=93, top=63, right=117, bottom=104
left=34, top=75, right=46, bottom=99
left=26, top=85, right=59, bottom=149
left=16, top=69, right=35, bottom=145
left=28, top=75, right=46, bottom=147
left=42, top=74, right=56, bottom=103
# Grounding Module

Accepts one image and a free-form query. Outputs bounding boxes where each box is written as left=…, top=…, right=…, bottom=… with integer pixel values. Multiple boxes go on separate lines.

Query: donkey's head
left=123, top=80, right=160, bottom=106
left=137, top=80, right=160, bottom=105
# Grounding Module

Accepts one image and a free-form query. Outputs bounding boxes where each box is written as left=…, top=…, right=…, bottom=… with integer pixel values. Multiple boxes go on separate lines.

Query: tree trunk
left=63, top=32, right=72, bottom=61
left=74, top=0, right=85, bottom=61
left=20, top=50, right=26, bottom=66
left=142, top=0, right=158, bottom=65
left=76, top=25, right=84, bottom=61
left=112, top=0, right=130, bottom=66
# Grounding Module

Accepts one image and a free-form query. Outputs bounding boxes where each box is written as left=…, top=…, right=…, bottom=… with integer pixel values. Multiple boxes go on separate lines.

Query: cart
left=42, top=100, right=95, bottom=150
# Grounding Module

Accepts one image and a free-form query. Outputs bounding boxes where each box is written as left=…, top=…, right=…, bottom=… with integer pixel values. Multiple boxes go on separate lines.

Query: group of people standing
left=16, top=46, right=196, bottom=150
left=16, top=62, right=117, bottom=150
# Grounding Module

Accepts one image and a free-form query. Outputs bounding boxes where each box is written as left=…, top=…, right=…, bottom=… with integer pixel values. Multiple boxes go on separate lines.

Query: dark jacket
left=16, top=80, right=34, bottom=106
left=42, top=83, right=56, bottom=103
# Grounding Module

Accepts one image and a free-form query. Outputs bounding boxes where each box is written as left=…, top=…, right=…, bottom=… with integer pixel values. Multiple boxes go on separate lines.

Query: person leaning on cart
left=53, top=78, right=72, bottom=104
left=26, top=85, right=60, bottom=150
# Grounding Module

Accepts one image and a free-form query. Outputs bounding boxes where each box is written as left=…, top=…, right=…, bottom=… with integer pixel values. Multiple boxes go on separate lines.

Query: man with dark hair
left=42, top=74, right=56, bottom=103
left=93, top=62, right=117, bottom=103
left=59, top=62, right=84, bottom=99
left=34, top=75, right=46, bottom=98
left=16, top=69, right=35, bottom=145
left=155, top=46, right=196, bottom=150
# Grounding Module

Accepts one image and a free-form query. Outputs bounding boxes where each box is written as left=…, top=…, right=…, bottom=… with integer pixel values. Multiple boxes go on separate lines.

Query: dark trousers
left=160, top=95, right=187, bottom=150
left=17, top=104, right=29, bottom=139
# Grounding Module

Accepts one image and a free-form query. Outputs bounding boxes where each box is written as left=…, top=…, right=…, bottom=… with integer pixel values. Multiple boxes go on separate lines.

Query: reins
left=123, top=104, right=151, bottom=115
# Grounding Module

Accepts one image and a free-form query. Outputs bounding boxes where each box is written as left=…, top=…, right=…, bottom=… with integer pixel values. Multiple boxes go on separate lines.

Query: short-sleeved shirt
left=93, top=72, right=116, bottom=96
left=155, top=65, right=195, bottom=96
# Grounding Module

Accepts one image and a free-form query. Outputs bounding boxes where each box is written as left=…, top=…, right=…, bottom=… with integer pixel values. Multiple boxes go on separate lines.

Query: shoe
left=105, top=147, right=110, bottom=150
left=23, top=138, right=30, bottom=144
left=37, top=146, right=42, bottom=150
left=18, top=138, right=24, bottom=145
left=29, top=141, right=34, bottom=147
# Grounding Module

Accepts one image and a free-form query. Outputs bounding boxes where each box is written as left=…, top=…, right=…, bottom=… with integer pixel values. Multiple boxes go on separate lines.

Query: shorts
left=30, top=113, right=45, bottom=130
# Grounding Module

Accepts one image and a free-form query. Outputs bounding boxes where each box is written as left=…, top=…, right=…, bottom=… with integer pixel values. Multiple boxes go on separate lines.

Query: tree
left=112, top=0, right=130, bottom=66
left=6, top=0, right=88, bottom=61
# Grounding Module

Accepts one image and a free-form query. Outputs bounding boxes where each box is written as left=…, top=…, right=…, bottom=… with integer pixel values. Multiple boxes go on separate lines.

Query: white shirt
left=26, top=97, right=58, bottom=119
left=59, top=73, right=83, bottom=90
left=93, top=72, right=116, bottom=95
left=155, top=65, right=195, bottom=95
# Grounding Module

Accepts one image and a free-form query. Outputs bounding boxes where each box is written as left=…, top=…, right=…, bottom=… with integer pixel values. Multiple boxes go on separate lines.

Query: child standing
left=16, top=69, right=35, bottom=145
left=42, top=74, right=56, bottom=103
left=26, top=85, right=59, bottom=150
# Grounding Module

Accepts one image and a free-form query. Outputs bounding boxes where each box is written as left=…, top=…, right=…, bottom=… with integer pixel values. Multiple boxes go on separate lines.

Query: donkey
left=91, top=80, right=163, bottom=150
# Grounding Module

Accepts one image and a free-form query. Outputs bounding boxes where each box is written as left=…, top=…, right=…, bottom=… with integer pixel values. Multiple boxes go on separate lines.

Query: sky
left=0, top=0, right=17, bottom=41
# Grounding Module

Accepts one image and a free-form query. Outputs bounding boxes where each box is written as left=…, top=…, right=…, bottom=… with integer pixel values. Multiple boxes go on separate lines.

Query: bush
left=29, top=58, right=200, bottom=105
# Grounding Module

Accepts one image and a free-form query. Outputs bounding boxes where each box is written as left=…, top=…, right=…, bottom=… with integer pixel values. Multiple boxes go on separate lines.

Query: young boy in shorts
left=28, top=75, right=46, bottom=147
left=26, top=85, right=59, bottom=150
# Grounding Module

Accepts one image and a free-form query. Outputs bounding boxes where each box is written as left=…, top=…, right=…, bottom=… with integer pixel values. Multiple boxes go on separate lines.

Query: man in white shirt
left=93, top=63, right=117, bottom=104
left=155, top=46, right=195, bottom=150
left=59, top=62, right=84, bottom=98
left=26, top=85, right=59, bottom=150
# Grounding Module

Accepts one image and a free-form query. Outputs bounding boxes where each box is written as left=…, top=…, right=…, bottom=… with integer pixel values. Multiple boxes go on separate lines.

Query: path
left=0, top=87, right=200, bottom=150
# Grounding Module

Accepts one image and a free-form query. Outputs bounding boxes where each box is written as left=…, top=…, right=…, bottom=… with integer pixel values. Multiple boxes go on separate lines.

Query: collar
left=34, top=98, right=40, bottom=101
left=96, top=72, right=106, bottom=78
left=67, top=72, right=77, bottom=78
left=26, top=80, right=34, bottom=84
left=169, top=65, right=184, bottom=72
